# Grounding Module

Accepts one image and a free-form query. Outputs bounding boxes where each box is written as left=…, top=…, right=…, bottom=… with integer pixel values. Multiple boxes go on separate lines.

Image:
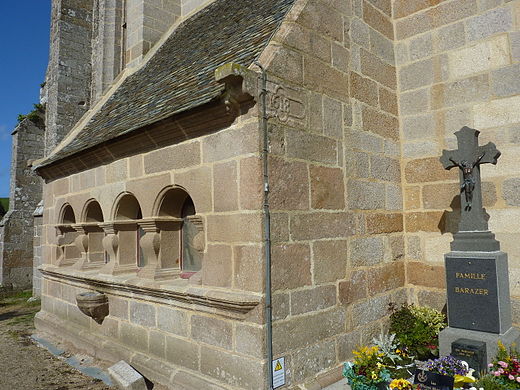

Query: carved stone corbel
left=55, top=224, right=78, bottom=267
left=70, top=223, right=105, bottom=270
left=215, top=62, right=257, bottom=116
left=137, top=217, right=183, bottom=281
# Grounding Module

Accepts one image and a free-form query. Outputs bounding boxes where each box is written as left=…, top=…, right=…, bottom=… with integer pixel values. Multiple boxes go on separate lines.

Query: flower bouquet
left=343, top=346, right=391, bottom=390
left=485, top=341, right=520, bottom=389
left=415, top=355, right=475, bottom=389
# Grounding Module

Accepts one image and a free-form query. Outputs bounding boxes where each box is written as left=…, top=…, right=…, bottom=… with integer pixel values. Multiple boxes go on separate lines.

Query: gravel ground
left=0, top=291, right=112, bottom=390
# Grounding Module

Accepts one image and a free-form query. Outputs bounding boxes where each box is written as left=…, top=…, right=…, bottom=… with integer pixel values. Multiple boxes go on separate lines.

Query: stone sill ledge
left=39, top=265, right=262, bottom=319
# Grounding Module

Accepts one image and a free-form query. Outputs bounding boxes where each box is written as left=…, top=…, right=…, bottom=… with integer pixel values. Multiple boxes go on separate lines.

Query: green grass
left=0, top=290, right=39, bottom=307
left=0, top=198, right=8, bottom=214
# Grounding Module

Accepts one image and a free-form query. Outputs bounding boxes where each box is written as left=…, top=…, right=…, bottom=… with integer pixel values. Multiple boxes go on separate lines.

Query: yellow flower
left=390, top=378, right=412, bottom=389
left=371, top=372, right=378, bottom=380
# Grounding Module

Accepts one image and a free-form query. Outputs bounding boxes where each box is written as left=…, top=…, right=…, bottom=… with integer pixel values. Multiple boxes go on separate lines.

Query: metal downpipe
left=254, top=61, right=274, bottom=390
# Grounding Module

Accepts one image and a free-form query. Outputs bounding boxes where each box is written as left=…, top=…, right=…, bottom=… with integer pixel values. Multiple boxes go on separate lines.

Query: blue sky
left=0, top=2, right=51, bottom=198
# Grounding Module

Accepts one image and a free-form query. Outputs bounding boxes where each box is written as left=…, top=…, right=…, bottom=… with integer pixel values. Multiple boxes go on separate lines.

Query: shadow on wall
left=439, top=195, right=490, bottom=234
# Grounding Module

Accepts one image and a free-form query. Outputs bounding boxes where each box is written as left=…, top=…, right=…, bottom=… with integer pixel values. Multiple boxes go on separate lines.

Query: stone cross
left=440, top=127, right=500, bottom=232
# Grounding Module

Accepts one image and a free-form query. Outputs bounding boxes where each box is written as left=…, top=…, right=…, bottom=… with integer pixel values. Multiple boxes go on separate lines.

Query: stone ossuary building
left=32, top=0, right=520, bottom=389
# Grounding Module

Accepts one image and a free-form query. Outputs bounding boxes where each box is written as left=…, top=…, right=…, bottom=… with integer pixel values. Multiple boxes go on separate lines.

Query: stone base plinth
left=439, top=326, right=520, bottom=364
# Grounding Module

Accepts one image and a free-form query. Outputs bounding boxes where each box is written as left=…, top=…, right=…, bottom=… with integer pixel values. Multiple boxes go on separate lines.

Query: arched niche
left=60, top=204, right=76, bottom=224
left=81, top=199, right=105, bottom=264
left=154, top=187, right=203, bottom=275
left=114, top=193, right=142, bottom=220
left=112, top=193, right=143, bottom=268
left=83, top=200, right=104, bottom=223
left=56, top=204, right=80, bottom=266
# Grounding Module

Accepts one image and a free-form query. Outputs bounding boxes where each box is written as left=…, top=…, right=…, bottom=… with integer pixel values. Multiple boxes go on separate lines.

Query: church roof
left=39, top=0, right=295, bottom=168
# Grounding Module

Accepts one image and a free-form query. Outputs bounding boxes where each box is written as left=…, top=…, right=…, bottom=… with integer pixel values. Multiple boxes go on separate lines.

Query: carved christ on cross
left=440, top=127, right=501, bottom=232
left=448, top=153, right=485, bottom=211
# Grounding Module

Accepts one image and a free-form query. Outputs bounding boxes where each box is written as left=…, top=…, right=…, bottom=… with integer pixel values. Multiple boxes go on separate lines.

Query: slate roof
left=39, top=0, right=296, bottom=168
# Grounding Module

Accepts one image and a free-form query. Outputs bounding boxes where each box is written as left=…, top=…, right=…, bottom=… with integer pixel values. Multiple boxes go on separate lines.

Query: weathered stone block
left=310, top=165, right=345, bottom=209
left=269, top=156, right=310, bottom=210
left=350, top=236, right=385, bottom=266
left=491, top=64, right=520, bottom=98
left=405, top=157, right=457, bottom=183
left=272, top=243, right=311, bottom=290
left=108, top=360, right=147, bottom=390
left=474, top=95, right=520, bottom=128
left=239, top=156, right=263, bottom=210
left=339, top=269, right=367, bottom=305
left=213, top=160, right=238, bottom=212
left=402, top=113, right=435, bottom=141
left=290, top=212, right=356, bottom=240
left=120, top=322, right=149, bottom=353
left=292, top=340, right=336, bottom=382
left=272, top=292, right=290, bottom=321
left=366, top=213, right=403, bottom=234
left=106, top=159, right=128, bottom=184
left=448, top=35, right=510, bottom=79
left=437, top=22, right=466, bottom=51
left=201, top=122, right=259, bottom=163
left=265, top=45, right=303, bottom=85
left=379, top=87, right=398, bottom=116
left=323, top=96, right=343, bottom=139
left=304, top=56, right=349, bottom=100
left=286, top=129, right=338, bottom=165
left=432, top=74, right=490, bottom=109
left=347, top=179, right=386, bottom=210
left=362, top=106, right=399, bottom=141
left=370, top=155, right=401, bottom=182
left=367, top=262, right=405, bottom=295
left=363, top=1, right=393, bottom=39
left=313, top=240, right=348, bottom=284
left=407, top=261, right=446, bottom=288
left=399, top=58, right=434, bottom=91
left=467, top=6, right=512, bottom=41
left=410, top=33, right=433, bottom=61
left=350, top=292, right=393, bottom=328
left=165, top=334, right=199, bottom=371
left=148, top=330, right=166, bottom=359
left=202, top=244, right=232, bottom=288
left=350, top=18, right=370, bottom=48
left=503, top=178, right=520, bottom=206
left=386, top=183, right=403, bottom=211
left=291, top=285, right=337, bottom=315
left=144, top=141, right=200, bottom=174
left=370, top=29, right=395, bottom=65
left=129, top=301, right=156, bottom=327
left=200, top=346, right=265, bottom=389
left=360, top=48, right=396, bottom=90
left=174, top=166, right=212, bottom=213
left=400, top=88, right=430, bottom=116
left=235, top=324, right=265, bottom=358
left=233, top=245, right=263, bottom=292
left=156, top=306, right=188, bottom=337
left=350, top=71, right=378, bottom=106
left=206, top=213, right=262, bottom=243
left=331, top=42, right=349, bottom=73
left=405, top=211, right=444, bottom=232
left=272, top=308, right=346, bottom=352
left=191, top=315, right=232, bottom=350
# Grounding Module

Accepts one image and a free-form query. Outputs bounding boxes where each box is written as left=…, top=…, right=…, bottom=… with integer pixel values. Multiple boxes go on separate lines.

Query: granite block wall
left=258, top=0, right=407, bottom=387
left=0, top=119, right=44, bottom=290
left=396, top=0, right=520, bottom=317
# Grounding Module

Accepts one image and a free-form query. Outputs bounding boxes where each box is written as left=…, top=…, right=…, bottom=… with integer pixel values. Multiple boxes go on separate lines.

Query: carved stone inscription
left=445, top=257, right=499, bottom=333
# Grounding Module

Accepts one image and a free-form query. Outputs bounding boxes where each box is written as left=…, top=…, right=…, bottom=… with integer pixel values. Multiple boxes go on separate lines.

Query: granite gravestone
left=438, top=127, right=520, bottom=365
left=451, top=339, right=486, bottom=376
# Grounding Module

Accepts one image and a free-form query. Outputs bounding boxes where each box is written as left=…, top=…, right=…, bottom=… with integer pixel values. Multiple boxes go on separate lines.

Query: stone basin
left=76, top=291, right=109, bottom=324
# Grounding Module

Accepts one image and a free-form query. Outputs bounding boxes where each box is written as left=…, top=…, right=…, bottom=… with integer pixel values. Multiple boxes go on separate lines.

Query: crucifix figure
left=440, top=127, right=501, bottom=232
